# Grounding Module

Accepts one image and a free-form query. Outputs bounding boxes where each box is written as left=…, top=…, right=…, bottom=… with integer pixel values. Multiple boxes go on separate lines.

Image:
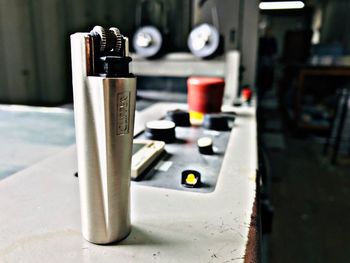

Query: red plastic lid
left=187, top=77, right=225, bottom=86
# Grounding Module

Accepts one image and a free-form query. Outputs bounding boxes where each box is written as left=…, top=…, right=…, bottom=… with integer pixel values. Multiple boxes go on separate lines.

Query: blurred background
left=0, top=0, right=255, bottom=105
left=0, top=0, right=350, bottom=262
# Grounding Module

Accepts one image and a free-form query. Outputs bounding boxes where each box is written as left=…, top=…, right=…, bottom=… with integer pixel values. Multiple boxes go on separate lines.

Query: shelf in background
left=130, top=52, right=226, bottom=77
left=285, top=106, right=330, bottom=132
left=298, top=122, right=330, bottom=132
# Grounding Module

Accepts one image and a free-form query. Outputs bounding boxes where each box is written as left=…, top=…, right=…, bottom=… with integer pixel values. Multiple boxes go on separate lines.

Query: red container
left=187, top=77, right=225, bottom=123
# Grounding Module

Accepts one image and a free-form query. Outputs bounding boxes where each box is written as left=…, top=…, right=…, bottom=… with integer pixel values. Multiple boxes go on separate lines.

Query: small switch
left=181, top=170, right=201, bottom=188
left=197, top=137, right=214, bottom=155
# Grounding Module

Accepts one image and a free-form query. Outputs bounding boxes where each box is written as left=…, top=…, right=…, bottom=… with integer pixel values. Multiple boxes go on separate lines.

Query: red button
left=187, top=77, right=225, bottom=114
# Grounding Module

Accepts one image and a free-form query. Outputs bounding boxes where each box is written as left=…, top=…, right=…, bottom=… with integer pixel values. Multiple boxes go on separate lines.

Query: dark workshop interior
left=0, top=0, right=349, bottom=262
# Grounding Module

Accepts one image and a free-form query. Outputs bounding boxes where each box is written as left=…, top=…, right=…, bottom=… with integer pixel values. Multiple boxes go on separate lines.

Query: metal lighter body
left=71, top=28, right=136, bottom=244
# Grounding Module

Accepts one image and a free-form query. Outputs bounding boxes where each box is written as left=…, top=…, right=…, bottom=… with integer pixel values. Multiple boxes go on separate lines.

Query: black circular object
left=203, top=114, right=229, bottom=131
left=197, top=137, right=214, bottom=155
left=233, top=99, right=242, bottom=107
left=145, top=120, right=176, bottom=143
left=166, top=110, right=191, bottom=127
left=133, top=26, right=163, bottom=58
left=187, top=23, right=220, bottom=58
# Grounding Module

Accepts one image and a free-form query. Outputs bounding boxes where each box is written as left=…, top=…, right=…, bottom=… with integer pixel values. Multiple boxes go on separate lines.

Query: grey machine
left=71, top=26, right=136, bottom=244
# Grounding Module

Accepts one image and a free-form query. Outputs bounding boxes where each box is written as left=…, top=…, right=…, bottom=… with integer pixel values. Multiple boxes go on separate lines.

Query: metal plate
left=133, top=125, right=232, bottom=193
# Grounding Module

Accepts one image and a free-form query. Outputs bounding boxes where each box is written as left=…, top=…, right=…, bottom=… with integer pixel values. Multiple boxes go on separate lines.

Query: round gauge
left=133, top=26, right=163, bottom=58
left=187, top=23, right=220, bottom=58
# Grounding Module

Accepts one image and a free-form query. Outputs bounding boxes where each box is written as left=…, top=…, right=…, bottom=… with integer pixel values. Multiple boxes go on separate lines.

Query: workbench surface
left=0, top=103, right=257, bottom=263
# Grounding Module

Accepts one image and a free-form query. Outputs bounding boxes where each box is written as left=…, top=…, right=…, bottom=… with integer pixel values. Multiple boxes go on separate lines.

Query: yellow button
left=189, top=111, right=204, bottom=125
left=186, top=173, right=198, bottom=185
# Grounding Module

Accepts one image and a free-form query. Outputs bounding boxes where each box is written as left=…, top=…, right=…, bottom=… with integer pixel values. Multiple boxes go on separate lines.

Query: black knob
left=197, top=137, right=214, bottom=155
left=202, top=114, right=229, bottom=131
left=145, top=120, right=176, bottom=143
left=166, top=110, right=191, bottom=127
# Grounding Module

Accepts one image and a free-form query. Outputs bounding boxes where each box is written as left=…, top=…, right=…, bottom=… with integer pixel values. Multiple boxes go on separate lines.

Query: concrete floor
left=0, top=99, right=161, bottom=180
left=265, top=126, right=350, bottom=262
left=0, top=105, right=75, bottom=179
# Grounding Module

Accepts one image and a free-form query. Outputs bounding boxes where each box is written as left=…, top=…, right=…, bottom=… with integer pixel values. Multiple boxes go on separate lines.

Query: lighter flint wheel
left=109, top=27, right=123, bottom=52
left=91, top=25, right=107, bottom=52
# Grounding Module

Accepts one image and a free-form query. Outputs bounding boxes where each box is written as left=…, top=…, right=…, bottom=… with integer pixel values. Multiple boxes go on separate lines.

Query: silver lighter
left=71, top=26, right=136, bottom=244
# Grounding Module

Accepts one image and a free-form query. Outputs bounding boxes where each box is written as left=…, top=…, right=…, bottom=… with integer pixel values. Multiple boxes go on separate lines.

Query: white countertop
left=0, top=103, right=257, bottom=263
